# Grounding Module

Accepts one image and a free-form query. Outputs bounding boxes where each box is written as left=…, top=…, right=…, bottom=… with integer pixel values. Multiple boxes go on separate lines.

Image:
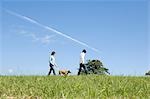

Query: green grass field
left=0, top=75, right=150, bottom=99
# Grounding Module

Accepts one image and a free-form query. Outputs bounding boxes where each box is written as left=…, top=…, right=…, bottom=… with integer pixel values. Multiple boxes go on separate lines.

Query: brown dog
left=59, top=70, right=71, bottom=76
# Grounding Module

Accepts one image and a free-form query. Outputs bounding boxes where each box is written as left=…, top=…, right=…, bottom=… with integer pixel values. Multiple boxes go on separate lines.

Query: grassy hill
left=0, top=75, right=150, bottom=99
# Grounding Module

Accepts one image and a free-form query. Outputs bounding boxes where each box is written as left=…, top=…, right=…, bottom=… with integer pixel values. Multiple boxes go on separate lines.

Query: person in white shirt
left=48, top=51, right=57, bottom=75
left=78, top=49, right=88, bottom=75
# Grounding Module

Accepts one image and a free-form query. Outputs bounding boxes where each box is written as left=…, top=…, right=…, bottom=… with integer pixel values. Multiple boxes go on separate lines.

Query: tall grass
left=0, top=75, right=150, bottom=99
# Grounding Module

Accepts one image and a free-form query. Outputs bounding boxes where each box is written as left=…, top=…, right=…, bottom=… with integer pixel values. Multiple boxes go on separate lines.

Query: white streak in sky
left=5, top=10, right=100, bottom=53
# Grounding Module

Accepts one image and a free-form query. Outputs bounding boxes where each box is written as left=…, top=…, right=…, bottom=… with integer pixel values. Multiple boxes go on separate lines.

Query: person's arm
left=49, top=56, right=51, bottom=65
left=50, top=56, right=56, bottom=66
left=50, top=56, right=53, bottom=64
left=80, top=53, right=85, bottom=64
left=53, top=57, right=57, bottom=67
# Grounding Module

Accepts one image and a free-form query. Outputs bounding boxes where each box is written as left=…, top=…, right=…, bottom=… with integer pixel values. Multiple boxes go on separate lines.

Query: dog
left=59, top=70, right=71, bottom=76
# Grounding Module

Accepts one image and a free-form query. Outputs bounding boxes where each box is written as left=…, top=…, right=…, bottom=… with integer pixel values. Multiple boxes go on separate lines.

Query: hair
left=82, top=49, right=86, bottom=53
left=51, top=51, right=55, bottom=55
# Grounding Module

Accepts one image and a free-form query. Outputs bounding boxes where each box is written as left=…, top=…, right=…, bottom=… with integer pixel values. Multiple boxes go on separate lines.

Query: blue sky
left=0, top=0, right=149, bottom=75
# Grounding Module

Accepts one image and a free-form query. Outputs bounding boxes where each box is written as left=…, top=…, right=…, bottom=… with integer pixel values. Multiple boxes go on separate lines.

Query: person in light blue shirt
left=48, top=51, right=57, bottom=75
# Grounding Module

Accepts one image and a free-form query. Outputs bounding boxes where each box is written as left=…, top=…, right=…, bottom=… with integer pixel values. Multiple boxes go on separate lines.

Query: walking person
left=78, top=49, right=88, bottom=75
left=48, top=51, right=57, bottom=75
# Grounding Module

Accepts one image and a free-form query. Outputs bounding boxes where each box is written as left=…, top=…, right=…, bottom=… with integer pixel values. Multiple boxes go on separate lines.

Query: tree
left=80, top=59, right=110, bottom=75
left=145, top=70, right=150, bottom=76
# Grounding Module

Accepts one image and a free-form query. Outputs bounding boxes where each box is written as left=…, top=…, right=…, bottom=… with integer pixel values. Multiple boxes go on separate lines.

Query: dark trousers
left=78, top=63, right=88, bottom=75
left=48, top=63, right=56, bottom=75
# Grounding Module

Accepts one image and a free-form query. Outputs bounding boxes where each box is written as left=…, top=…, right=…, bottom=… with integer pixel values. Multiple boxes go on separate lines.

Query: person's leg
left=82, top=64, right=88, bottom=75
left=48, top=68, right=52, bottom=75
left=48, top=70, right=50, bottom=75
left=48, top=63, right=53, bottom=75
left=77, top=63, right=82, bottom=75
left=52, top=67, right=56, bottom=75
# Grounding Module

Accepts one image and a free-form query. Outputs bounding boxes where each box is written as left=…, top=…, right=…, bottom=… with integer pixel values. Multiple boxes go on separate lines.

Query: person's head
left=51, top=51, right=56, bottom=56
left=82, top=49, right=86, bottom=53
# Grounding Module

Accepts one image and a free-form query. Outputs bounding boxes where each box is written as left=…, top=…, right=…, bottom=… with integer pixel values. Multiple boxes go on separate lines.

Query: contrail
left=5, top=10, right=101, bottom=53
